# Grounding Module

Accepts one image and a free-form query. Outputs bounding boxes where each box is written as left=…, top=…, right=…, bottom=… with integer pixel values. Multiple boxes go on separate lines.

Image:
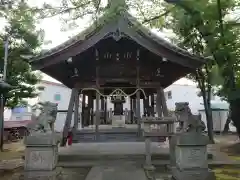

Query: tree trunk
left=223, top=111, right=231, bottom=134
left=196, top=68, right=215, bottom=144
left=202, top=95, right=215, bottom=144
left=229, top=99, right=240, bottom=138
left=206, top=68, right=215, bottom=144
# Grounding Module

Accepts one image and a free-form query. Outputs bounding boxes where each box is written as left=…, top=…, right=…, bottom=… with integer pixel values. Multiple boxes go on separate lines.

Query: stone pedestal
left=24, top=132, right=61, bottom=180
left=112, top=115, right=126, bottom=127
left=171, top=131, right=216, bottom=180
left=169, top=135, right=177, bottom=167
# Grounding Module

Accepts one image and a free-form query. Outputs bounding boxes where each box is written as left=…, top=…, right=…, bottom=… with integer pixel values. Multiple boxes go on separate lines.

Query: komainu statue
left=27, top=101, right=58, bottom=134
left=175, top=102, right=206, bottom=133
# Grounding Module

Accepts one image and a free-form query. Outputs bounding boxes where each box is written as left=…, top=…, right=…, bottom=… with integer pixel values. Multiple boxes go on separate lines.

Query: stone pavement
left=85, top=161, right=147, bottom=180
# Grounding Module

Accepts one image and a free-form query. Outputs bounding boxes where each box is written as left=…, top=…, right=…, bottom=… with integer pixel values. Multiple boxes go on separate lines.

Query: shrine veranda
left=30, top=2, right=205, bottom=146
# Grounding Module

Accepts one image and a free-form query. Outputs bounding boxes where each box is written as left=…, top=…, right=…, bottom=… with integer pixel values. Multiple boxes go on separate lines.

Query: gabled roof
left=31, top=10, right=206, bottom=70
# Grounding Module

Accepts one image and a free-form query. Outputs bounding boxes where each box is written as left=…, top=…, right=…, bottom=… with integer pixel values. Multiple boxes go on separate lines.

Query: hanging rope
left=81, top=88, right=147, bottom=99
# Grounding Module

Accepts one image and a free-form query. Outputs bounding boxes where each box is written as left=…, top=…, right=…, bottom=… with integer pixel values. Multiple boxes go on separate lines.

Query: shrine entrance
left=30, top=0, right=205, bottom=146
left=73, top=88, right=147, bottom=143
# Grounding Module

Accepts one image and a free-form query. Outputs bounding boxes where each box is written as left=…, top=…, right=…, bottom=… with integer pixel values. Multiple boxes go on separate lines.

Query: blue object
left=12, top=106, right=27, bottom=113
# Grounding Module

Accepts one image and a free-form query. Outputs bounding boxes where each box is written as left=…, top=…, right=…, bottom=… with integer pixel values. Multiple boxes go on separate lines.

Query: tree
left=161, top=0, right=240, bottom=136
left=149, top=3, right=216, bottom=142
left=0, top=1, right=44, bottom=108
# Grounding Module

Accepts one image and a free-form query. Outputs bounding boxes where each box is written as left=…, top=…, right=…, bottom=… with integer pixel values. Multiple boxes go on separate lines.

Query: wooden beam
left=76, top=82, right=163, bottom=89
left=61, top=88, right=78, bottom=146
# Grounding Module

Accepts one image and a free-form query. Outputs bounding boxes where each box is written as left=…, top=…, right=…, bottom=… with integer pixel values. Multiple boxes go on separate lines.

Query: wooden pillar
left=143, top=93, right=149, bottom=116
left=104, top=98, right=107, bottom=124
left=136, top=91, right=141, bottom=136
left=156, top=89, right=163, bottom=118
left=160, top=87, right=168, bottom=116
left=130, top=97, right=133, bottom=124
left=61, top=88, right=78, bottom=146
left=150, top=94, right=155, bottom=116
left=95, top=92, right=100, bottom=139
left=101, top=97, right=104, bottom=110
left=73, top=91, right=80, bottom=132
left=95, top=62, right=100, bottom=139
left=132, top=97, right=136, bottom=122
left=81, top=93, right=86, bottom=126
left=88, top=93, right=94, bottom=125
left=99, top=96, right=103, bottom=124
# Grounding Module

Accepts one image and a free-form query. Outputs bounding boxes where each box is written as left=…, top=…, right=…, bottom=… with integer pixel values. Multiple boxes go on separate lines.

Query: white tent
left=198, top=101, right=236, bottom=132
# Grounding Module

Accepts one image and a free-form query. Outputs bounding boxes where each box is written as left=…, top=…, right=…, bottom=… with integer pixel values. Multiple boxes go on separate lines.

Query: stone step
left=58, top=153, right=213, bottom=162
left=57, top=160, right=240, bottom=169
left=1, top=158, right=236, bottom=172
left=73, top=133, right=143, bottom=143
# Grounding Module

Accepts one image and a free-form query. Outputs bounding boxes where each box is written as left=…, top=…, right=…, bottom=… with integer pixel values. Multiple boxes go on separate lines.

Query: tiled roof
left=32, top=11, right=205, bottom=63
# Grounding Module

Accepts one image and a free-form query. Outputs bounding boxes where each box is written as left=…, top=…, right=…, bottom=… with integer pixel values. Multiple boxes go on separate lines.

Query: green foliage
left=171, top=0, right=240, bottom=99
left=0, top=1, right=43, bottom=108
left=158, top=0, right=240, bottom=135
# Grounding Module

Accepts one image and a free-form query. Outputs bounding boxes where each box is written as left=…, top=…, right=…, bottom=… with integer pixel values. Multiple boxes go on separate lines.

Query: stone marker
left=171, top=131, right=216, bottom=180
left=24, top=102, right=61, bottom=180
left=24, top=133, right=59, bottom=171
left=170, top=102, right=207, bottom=168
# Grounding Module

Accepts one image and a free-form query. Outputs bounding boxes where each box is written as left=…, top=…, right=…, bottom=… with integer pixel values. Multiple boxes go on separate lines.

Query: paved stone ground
left=1, top=167, right=90, bottom=180
left=0, top=159, right=23, bottom=173
left=85, top=161, right=147, bottom=180
left=0, top=134, right=239, bottom=180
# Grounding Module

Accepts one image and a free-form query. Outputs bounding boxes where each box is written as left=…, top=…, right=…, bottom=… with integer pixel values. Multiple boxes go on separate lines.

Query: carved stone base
left=24, top=132, right=60, bottom=171
left=112, top=115, right=126, bottom=127
left=23, top=168, right=62, bottom=180
left=172, top=167, right=216, bottom=180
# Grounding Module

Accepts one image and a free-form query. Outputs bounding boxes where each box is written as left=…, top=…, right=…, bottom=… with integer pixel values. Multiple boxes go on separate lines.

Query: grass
left=214, top=166, right=240, bottom=180
left=214, top=142, right=240, bottom=180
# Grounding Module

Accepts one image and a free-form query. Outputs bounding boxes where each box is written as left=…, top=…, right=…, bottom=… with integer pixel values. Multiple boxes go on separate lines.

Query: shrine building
left=30, top=0, right=206, bottom=145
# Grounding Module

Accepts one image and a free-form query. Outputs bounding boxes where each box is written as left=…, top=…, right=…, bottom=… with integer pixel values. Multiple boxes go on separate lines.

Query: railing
left=142, top=116, right=176, bottom=168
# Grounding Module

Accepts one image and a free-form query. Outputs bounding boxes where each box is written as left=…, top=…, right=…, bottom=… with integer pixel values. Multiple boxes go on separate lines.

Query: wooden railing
left=142, top=116, right=176, bottom=168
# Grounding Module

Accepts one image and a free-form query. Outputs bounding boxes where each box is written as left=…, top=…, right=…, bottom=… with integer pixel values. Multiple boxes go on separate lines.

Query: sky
left=28, top=0, right=195, bottom=86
